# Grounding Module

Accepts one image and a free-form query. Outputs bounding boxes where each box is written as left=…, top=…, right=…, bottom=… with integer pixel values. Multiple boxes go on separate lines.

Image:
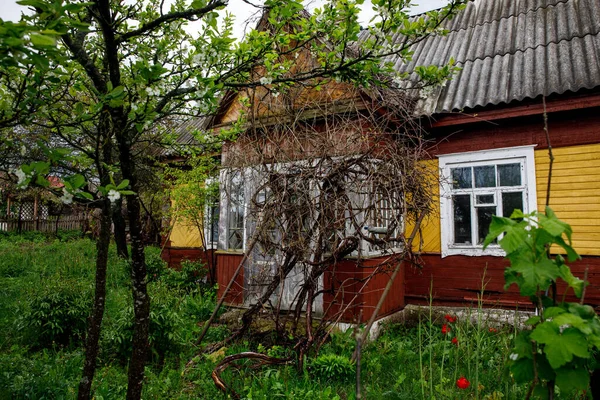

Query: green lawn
left=0, top=233, right=589, bottom=399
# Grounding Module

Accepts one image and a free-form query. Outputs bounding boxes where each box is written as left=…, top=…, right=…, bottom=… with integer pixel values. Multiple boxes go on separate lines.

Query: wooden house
left=164, top=0, right=600, bottom=322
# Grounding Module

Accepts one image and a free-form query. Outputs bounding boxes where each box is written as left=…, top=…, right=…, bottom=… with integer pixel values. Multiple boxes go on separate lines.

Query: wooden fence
left=0, top=214, right=87, bottom=233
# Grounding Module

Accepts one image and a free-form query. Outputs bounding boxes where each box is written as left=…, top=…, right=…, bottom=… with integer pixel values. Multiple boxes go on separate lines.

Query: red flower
left=489, top=327, right=497, bottom=333
left=441, top=324, right=451, bottom=335
left=444, top=314, right=457, bottom=323
left=456, top=376, right=470, bottom=389
left=451, top=337, right=458, bottom=346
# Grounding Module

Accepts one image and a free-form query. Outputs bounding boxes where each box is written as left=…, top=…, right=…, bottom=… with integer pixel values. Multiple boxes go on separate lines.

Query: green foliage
left=309, top=353, right=356, bottom=382
left=19, top=276, right=92, bottom=348
left=162, top=259, right=208, bottom=292
left=485, top=207, right=599, bottom=396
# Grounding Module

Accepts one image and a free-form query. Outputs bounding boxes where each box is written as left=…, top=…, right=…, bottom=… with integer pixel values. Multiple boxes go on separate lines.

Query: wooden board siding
left=216, top=253, right=245, bottom=305
left=161, top=247, right=214, bottom=270
left=406, top=159, right=441, bottom=253
left=535, top=144, right=600, bottom=256
left=405, top=255, right=600, bottom=309
left=426, top=107, right=600, bottom=157
left=169, top=220, right=202, bottom=248
left=323, top=257, right=405, bottom=323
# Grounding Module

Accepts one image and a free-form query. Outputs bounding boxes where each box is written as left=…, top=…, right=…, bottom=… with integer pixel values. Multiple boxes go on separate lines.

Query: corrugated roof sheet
left=377, top=0, right=600, bottom=114
left=161, top=116, right=211, bottom=157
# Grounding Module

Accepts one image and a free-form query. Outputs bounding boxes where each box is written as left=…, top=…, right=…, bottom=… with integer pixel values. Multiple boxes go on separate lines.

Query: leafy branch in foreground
left=484, top=207, right=600, bottom=398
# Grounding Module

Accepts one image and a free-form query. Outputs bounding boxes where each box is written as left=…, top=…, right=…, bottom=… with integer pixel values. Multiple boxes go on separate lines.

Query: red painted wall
left=405, top=255, right=600, bottom=309
left=216, top=253, right=245, bottom=305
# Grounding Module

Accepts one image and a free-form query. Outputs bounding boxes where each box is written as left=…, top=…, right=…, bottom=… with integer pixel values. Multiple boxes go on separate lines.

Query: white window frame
left=438, top=145, right=537, bottom=258
left=219, top=169, right=247, bottom=252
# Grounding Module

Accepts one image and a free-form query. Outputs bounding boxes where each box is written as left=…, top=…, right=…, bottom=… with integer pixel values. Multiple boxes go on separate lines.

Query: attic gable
left=211, top=9, right=366, bottom=129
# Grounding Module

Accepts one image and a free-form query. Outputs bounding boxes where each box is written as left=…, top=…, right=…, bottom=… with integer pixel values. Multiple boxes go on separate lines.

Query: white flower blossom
left=509, top=353, right=518, bottom=361
left=271, top=91, right=280, bottom=98
left=60, top=188, right=74, bottom=205
left=108, top=189, right=121, bottom=203
left=145, top=87, right=160, bottom=96
left=20, top=145, right=26, bottom=156
left=392, top=76, right=403, bottom=86
left=13, top=168, right=27, bottom=185
left=259, top=76, right=272, bottom=85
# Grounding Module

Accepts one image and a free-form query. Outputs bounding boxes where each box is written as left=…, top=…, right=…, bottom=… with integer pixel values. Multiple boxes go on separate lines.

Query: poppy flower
left=441, top=324, right=451, bottom=335
left=444, top=314, right=457, bottom=323
left=456, top=376, right=470, bottom=389
left=451, top=337, right=458, bottom=346
left=489, top=327, right=497, bottom=333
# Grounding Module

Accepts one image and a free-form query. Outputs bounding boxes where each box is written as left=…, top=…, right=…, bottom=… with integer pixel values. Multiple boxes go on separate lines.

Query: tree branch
left=115, top=0, right=228, bottom=44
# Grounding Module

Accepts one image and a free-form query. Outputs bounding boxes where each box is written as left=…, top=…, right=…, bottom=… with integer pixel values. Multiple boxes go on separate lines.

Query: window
left=225, top=171, right=245, bottom=251
left=439, top=146, right=537, bottom=257
left=204, top=203, right=219, bottom=248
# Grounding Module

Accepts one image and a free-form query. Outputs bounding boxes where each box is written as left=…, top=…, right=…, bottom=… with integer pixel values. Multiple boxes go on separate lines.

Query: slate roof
left=379, top=0, right=600, bottom=114
left=160, top=116, right=211, bottom=158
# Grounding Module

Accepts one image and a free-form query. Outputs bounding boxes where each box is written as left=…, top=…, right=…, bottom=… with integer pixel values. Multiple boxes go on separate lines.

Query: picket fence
left=0, top=214, right=87, bottom=233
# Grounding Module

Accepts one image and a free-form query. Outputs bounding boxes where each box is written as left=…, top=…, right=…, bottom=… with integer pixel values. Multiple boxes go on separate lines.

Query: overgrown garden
left=0, top=228, right=597, bottom=399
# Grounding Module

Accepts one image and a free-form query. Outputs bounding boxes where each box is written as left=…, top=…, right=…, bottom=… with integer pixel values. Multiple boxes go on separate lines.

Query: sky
left=1, top=0, right=450, bottom=38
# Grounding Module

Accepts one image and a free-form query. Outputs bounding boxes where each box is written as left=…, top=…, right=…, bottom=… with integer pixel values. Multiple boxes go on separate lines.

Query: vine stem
left=542, top=95, right=554, bottom=208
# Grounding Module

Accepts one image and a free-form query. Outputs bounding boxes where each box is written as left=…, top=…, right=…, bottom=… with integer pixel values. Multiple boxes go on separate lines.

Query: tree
left=0, top=0, right=465, bottom=398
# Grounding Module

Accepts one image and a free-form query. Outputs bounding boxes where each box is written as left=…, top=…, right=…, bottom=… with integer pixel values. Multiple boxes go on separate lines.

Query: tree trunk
left=116, top=141, right=150, bottom=400
left=77, top=200, right=112, bottom=399
left=113, top=198, right=129, bottom=259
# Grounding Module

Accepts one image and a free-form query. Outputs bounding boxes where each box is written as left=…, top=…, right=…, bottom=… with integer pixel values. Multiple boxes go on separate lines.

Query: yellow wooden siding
left=535, top=144, right=600, bottom=256
left=169, top=215, right=203, bottom=248
left=406, top=159, right=441, bottom=253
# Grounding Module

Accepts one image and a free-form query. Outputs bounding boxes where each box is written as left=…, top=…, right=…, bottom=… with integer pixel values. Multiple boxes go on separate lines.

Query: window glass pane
left=502, top=192, right=524, bottom=218
left=228, top=173, right=244, bottom=250
left=228, top=229, right=243, bottom=249
left=453, top=195, right=472, bottom=244
left=476, top=194, right=494, bottom=205
left=477, top=206, right=496, bottom=244
left=210, top=205, right=219, bottom=243
left=498, top=163, right=521, bottom=187
left=474, top=165, right=496, bottom=188
left=451, top=167, right=472, bottom=189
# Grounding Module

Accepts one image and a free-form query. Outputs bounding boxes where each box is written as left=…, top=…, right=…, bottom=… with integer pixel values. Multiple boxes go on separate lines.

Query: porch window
left=226, top=171, right=245, bottom=251
left=439, top=146, right=537, bottom=257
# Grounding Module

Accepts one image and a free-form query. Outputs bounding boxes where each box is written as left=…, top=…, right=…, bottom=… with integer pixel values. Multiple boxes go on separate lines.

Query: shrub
left=19, top=277, right=92, bottom=348
left=163, top=259, right=208, bottom=292
left=309, top=353, right=355, bottom=382
left=146, top=246, right=167, bottom=282
left=102, top=281, right=188, bottom=364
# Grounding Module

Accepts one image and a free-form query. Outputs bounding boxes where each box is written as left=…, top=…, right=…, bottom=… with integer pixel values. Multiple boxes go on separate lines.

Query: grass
left=0, top=233, right=592, bottom=399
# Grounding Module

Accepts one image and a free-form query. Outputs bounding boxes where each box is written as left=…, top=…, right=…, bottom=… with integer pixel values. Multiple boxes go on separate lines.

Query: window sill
left=442, top=246, right=505, bottom=258
left=215, top=249, right=244, bottom=255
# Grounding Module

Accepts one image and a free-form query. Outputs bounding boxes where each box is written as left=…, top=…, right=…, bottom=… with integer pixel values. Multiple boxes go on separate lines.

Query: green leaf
left=71, top=174, right=86, bottom=188
left=509, top=255, right=560, bottom=296
left=513, top=330, right=533, bottom=359
left=531, top=323, right=590, bottom=369
left=524, top=316, right=541, bottom=325
left=510, top=358, right=534, bottom=383
left=567, top=303, right=597, bottom=320
left=543, top=307, right=566, bottom=318
left=555, top=366, right=590, bottom=393
left=483, top=215, right=527, bottom=253
left=30, top=33, right=56, bottom=47
left=559, top=264, right=585, bottom=298
left=119, top=190, right=135, bottom=195
left=552, top=312, right=591, bottom=335
left=106, top=85, right=125, bottom=99
left=116, top=179, right=129, bottom=190
left=77, top=192, right=93, bottom=200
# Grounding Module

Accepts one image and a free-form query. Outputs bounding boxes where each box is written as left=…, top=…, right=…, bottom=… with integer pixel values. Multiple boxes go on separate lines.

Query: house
left=163, top=0, right=600, bottom=323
